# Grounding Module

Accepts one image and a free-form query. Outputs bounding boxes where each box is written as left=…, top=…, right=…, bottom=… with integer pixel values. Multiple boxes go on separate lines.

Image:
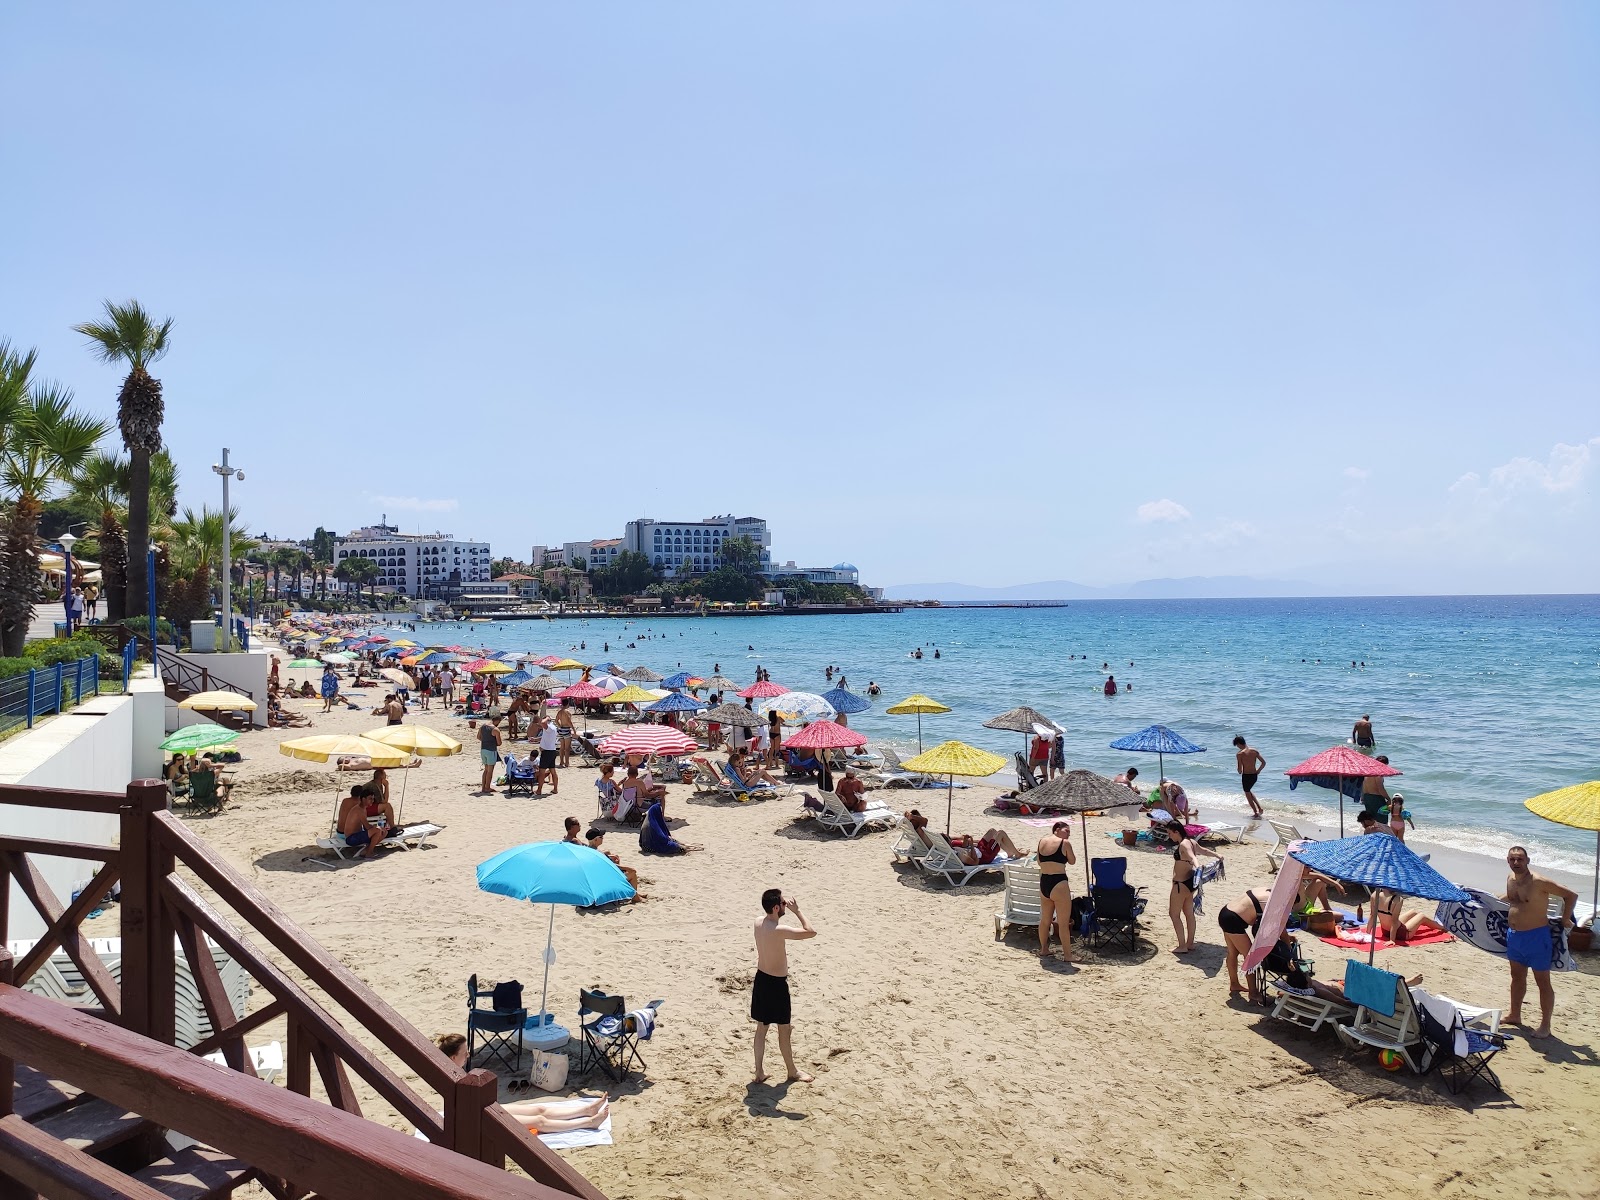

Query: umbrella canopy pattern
left=739, top=680, right=789, bottom=700
left=1286, top=745, right=1400, bottom=835
left=984, top=706, right=1059, bottom=735
left=160, top=725, right=241, bottom=754
left=785, top=721, right=867, bottom=751
left=597, top=727, right=699, bottom=757
left=557, top=681, right=610, bottom=702
left=820, top=685, right=872, bottom=715
left=622, top=666, right=664, bottom=682
left=587, top=675, right=629, bottom=695
left=279, top=734, right=409, bottom=767
left=1291, top=835, right=1470, bottom=903
left=704, top=703, right=763, bottom=728
left=1524, top=781, right=1600, bottom=917
left=178, top=690, right=258, bottom=713
left=756, top=691, right=836, bottom=724
left=523, top=674, right=566, bottom=692
left=362, top=725, right=463, bottom=756
left=601, top=684, right=659, bottom=706
left=644, top=692, right=706, bottom=714
left=1109, top=724, right=1205, bottom=756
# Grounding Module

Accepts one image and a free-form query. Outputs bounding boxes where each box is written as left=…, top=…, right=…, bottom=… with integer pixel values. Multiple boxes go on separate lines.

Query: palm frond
left=73, top=299, right=174, bottom=370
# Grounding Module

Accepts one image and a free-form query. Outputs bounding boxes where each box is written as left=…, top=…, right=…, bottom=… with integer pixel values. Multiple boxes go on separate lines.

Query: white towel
left=539, top=1114, right=612, bottom=1150
left=626, top=1007, right=656, bottom=1040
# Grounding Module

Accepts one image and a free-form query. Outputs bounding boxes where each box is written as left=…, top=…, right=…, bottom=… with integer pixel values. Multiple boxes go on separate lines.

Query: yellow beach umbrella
left=602, top=684, right=658, bottom=706
left=390, top=639, right=418, bottom=648
left=470, top=660, right=514, bottom=675
left=178, top=690, right=258, bottom=713
left=885, top=693, right=952, bottom=752
left=901, top=740, right=1007, bottom=836
left=363, top=725, right=463, bottom=757
left=1525, top=781, right=1600, bottom=918
left=279, top=734, right=410, bottom=767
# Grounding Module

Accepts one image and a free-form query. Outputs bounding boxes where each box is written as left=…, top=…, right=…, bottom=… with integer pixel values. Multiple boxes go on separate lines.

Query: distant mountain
left=883, top=576, right=1328, bottom=601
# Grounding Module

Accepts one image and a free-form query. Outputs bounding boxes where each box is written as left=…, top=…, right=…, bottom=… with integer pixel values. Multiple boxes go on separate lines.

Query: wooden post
left=117, top=782, right=171, bottom=1040
left=0, top=951, right=12, bottom=1119
left=444, top=1069, right=499, bottom=1165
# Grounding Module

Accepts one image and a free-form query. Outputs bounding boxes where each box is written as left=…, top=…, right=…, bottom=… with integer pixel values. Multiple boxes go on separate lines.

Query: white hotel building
left=622, top=515, right=772, bottom=578
left=333, top=524, right=490, bottom=595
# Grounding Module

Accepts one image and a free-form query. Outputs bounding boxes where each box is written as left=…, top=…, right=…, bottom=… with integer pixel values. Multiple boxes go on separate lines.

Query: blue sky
left=3, top=4, right=1596, bottom=593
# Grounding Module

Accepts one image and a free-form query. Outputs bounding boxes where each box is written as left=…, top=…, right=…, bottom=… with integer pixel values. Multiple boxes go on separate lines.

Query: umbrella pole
left=397, top=768, right=408, bottom=826
left=1592, top=831, right=1598, bottom=921
left=945, top=775, right=954, bottom=837
left=1339, top=774, right=1346, bottom=838
left=1081, top=810, right=1091, bottom=895
left=538, top=903, right=555, bottom=1025
left=917, top=714, right=924, bottom=754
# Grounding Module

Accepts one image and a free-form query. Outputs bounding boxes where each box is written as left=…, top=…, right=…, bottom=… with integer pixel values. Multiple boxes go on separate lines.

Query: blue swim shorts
left=1505, top=925, right=1554, bottom=972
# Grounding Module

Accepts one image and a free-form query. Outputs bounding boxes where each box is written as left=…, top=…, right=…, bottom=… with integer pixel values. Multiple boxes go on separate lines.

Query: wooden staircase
left=155, top=648, right=255, bottom=731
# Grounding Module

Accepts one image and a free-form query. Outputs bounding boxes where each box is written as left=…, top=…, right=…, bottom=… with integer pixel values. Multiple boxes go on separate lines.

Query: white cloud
left=1136, top=498, right=1192, bottom=523
left=1343, top=466, right=1370, bottom=482
left=366, top=493, right=459, bottom=513
left=1450, top=437, right=1599, bottom=502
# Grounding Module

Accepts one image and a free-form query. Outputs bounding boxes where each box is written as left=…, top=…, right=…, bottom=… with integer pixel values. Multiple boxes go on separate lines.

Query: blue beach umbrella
left=1108, top=724, right=1206, bottom=783
left=661, top=671, right=694, bottom=690
left=500, top=669, right=536, bottom=689
left=1290, top=834, right=1471, bottom=963
left=477, top=841, right=635, bottom=1025
left=645, top=691, right=705, bottom=714
left=413, top=651, right=459, bottom=666
left=821, top=685, right=872, bottom=715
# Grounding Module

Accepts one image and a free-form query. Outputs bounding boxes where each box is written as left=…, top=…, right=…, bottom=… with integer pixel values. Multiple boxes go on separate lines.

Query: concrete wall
left=166, top=647, right=271, bottom=728
left=0, top=676, right=166, bottom=940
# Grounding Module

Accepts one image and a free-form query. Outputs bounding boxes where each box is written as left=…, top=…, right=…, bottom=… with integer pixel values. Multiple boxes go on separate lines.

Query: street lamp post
left=148, top=542, right=159, bottom=667
left=59, top=532, right=77, bottom=636
left=212, top=449, right=244, bottom=651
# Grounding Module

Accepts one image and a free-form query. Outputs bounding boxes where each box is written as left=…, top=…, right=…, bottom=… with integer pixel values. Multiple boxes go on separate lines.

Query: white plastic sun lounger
left=917, top=832, right=1018, bottom=886
left=816, top=792, right=899, bottom=838
left=315, top=821, right=444, bottom=864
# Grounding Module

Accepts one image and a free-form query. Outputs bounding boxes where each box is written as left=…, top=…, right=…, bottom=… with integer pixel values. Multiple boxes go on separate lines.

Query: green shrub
left=22, top=636, right=104, bottom=667
left=0, top=657, right=35, bottom=681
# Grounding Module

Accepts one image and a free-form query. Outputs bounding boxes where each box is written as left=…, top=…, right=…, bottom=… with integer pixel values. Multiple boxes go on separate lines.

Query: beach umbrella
left=1108, top=724, right=1205, bottom=789
left=500, top=669, right=536, bottom=690
left=516, top=673, right=562, bottom=692
left=1289, top=834, right=1471, bottom=963
left=531, top=655, right=564, bottom=669
left=363, top=724, right=463, bottom=822
left=389, top=639, right=417, bottom=648
left=1286, top=745, right=1400, bottom=838
left=756, top=691, right=835, bottom=725
left=704, top=703, right=762, bottom=728
left=557, top=680, right=610, bottom=703
left=285, top=658, right=322, bottom=668
left=588, top=675, right=628, bottom=695
left=702, top=675, right=741, bottom=692
left=1023, top=769, right=1145, bottom=893
left=645, top=691, right=706, bottom=715
left=660, top=671, right=694, bottom=690
left=178, top=690, right=258, bottom=713
left=622, top=666, right=663, bottom=683
left=477, top=841, right=635, bottom=1032
left=602, top=684, right=659, bottom=707
left=160, top=724, right=241, bottom=754
left=280, top=733, right=409, bottom=765
left=985, top=706, right=1062, bottom=761
left=413, top=651, right=459, bottom=665
left=900, top=740, right=1007, bottom=835
left=379, top=668, right=416, bottom=689
left=547, top=658, right=589, bottom=677
left=1524, top=781, right=1600, bottom=920
left=820, top=685, right=871, bottom=716
left=464, top=658, right=514, bottom=675
left=321, top=652, right=357, bottom=664
left=785, top=719, right=869, bottom=791
left=885, top=693, right=951, bottom=753
left=739, top=679, right=789, bottom=701
left=597, top=726, right=698, bottom=757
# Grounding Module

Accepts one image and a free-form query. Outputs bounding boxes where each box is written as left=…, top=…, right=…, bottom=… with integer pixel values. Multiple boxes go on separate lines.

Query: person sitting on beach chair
left=337, top=784, right=401, bottom=858
left=729, top=747, right=782, bottom=789
left=905, top=811, right=1020, bottom=865
left=835, top=769, right=868, bottom=813
left=783, top=747, right=822, bottom=780
left=624, top=765, right=667, bottom=805
left=595, top=763, right=623, bottom=819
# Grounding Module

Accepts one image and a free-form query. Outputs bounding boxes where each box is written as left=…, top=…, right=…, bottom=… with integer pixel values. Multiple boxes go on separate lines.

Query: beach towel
left=1434, top=887, right=1576, bottom=972
left=538, top=1114, right=612, bottom=1150
left=1343, top=960, right=1399, bottom=1017
left=1191, top=860, right=1226, bottom=915
left=1244, top=851, right=1306, bottom=973
left=1318, top=926, right=1454, bottom=953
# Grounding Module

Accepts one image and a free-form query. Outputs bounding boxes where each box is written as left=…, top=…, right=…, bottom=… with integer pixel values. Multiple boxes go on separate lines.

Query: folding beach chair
left=719, top=761, right=790, bottom=801
left=1335, top=961, right=1430, bottom=1073
left=577, top=988, right=663, bottom=1082
left=572, top=733, right=606, bottom=767
left=995, top=860, right=1042, bottom=939
left=1013, top=753, right=1040, bottom=792
left=1414, top=988, right=1512, bottom=1095
left=1085, top=857, right=1147, bottom=952
left=502, top=754, right=539, bottom=797
left=917, top=832, right=1017, bottom=886
left=466, top=975, right=525, bottom=1073
left=187, top=768, right=230, bottom=814
left=1261, top=820, right=1309, bottom=873
left=689, top=756, right=734, bottom=796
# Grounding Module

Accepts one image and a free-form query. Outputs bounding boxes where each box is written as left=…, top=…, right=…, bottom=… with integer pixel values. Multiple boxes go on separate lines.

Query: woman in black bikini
left=1164, top=819, right=1220, bottom=954
left=1036, top=821, right=1078, bottom=962
left=1218, top=887, right=1271, bottom=1000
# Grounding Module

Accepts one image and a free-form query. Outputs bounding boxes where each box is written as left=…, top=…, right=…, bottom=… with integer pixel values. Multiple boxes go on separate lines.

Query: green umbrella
left=160, top=725, right=241, bottom=753
left=286, top=658, right=321, bottom=668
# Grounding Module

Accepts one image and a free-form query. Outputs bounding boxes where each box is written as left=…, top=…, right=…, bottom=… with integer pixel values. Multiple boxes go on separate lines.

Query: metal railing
left=0, top=655, right=101, bottom=738
left=121, top=637, right=139, bottom=690
left=153, top=646, right=254, bottom=705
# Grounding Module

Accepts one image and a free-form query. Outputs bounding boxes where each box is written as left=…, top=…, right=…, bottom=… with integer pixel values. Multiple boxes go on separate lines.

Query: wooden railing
left=0, top=781, right=606, bottom=1200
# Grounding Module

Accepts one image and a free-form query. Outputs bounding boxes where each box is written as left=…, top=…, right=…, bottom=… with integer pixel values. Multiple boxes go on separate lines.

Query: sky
left=3, top=4, right=1596, bottom=594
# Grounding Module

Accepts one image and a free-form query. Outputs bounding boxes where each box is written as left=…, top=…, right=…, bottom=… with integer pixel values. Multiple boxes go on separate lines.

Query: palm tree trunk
left=125, top=449, right=151, bottom=618
left=99, top=519, right=128, bottom=623
left=0, top=494, right=45, bottom=658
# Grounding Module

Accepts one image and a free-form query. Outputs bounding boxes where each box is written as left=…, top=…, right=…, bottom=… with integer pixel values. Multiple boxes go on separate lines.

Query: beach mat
left=1317, top=926, right=1454, bottom=953
left=539, top=1115, right=612, bottom=1150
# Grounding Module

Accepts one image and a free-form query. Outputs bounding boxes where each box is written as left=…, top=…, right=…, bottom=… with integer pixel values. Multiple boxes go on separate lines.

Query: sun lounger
left=878, top=748, right=947, bottom=790
left=994, top=860, right=1042, bottom=938
left=917, top=831, right=1019, bottom=886
left=1261, top=820, right=1309, bottom=872
left=815, top=792, right=899, bottom=838
left=1334, top=961, right=1430, bottom=1072
left=689, top=756, right=733, bottom=796
left=202, top=1040, right=284, bottom=1084
left=572, top=734, right=607, bottom=767
left=890, top=817, right=933, bottom=866
left=718, top=761, right=791, bottom=801
left=314, top=822, right=444, bottom=864
left=1267, top=981, right=1356, bottom=1035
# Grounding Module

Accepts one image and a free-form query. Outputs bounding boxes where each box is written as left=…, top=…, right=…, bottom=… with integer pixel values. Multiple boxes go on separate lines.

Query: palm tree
left=312, top=558, right=332, bottom=600
left=292, top=549, right=312, bottom=600
left=339, top=556, right=379, bottom=606
left=68, top=451, right=130, bottom=623
left=0, top=346, right=111, bottom=655
left=73, top=300, right=174, bottom=621
left=166, top=506, right=258, bottom=632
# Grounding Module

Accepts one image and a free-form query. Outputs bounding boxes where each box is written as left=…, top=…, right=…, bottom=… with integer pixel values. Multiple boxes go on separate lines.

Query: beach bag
left=491, top=980, right=524, bottom=1012
left=531, top=1050, right=569, bottom=1092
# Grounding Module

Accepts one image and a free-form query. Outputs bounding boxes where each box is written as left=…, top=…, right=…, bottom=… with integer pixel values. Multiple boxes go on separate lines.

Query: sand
left=171, top=669, right=1599, bottom=1200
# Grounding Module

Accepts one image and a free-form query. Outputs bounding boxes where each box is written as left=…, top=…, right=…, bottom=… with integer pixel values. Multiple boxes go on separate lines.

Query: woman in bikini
left=1218, top=887, right=1271, bottom=1001
left=1037, top=821, right=1078, bottom=962
left=1372, top=889, right=1446, bottom=944
left=1165, top=819, right=1220, bottom=954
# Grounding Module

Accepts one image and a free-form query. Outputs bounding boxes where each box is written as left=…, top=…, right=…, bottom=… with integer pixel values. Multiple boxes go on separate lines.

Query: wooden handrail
left=0, top=985, right=587, bottom=1200
left=0, top=1113, right=173, bottom=1200
left=0, top=784, right=124, bottom=815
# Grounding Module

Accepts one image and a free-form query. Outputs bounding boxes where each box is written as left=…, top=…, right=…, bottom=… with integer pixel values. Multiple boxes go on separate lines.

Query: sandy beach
left=166, top=675, right=1599, bottom=1200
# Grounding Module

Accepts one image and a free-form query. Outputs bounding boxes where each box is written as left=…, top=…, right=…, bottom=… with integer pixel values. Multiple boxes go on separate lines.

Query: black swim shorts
left=1241, top=772, right=1259, bottom=791
left=750, top=969, right=792, bottom=1026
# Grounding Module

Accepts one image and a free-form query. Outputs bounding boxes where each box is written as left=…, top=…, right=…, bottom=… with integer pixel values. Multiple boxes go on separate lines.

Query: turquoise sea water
left=386, top=596, right=1600, bottom=876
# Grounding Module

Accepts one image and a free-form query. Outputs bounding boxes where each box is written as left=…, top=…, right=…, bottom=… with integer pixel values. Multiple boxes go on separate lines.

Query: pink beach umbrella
left=739, top=680, right=789, bottom=700
left=1285, top=745, right=1402, bottom=837
left=597, top=727, right=698, bottom=757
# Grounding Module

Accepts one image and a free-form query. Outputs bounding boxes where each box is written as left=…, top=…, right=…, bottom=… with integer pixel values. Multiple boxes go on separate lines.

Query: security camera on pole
left=212, top=449, right=244, bottom=651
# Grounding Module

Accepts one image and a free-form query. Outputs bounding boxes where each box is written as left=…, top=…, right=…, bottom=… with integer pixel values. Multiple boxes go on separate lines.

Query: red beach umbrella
left=1285, top=746, right=1401, bottom=837
left=557, top=681, right=609, bottom=702
left=739, top=680, right=789, bottom=700
left=785, top=721, right=867, bottom=751
left=597, top=727, right=698, bottom=757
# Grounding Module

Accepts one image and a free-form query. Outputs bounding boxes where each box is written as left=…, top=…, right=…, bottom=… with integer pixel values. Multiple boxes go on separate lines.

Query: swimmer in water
left=1103, top=675, right=1117, bottom=697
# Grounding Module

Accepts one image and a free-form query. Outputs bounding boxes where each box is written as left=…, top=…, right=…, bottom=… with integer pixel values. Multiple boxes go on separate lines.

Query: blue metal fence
left=122, top=637, right=139, bottom=690
left=0, top=655, right=102, bottom=737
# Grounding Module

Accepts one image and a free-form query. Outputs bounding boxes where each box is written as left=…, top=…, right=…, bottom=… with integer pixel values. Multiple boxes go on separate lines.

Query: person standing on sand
left=477, top=720, right=501, bottom=794
left=1232, top=735, right=1265, bottom=818
left=1502, top=846, right=1577, bottom=1040
left=751, top=889, right=816, bottom=1085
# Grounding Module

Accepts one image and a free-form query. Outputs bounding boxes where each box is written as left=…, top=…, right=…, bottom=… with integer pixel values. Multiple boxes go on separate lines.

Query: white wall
left=0, top=678, right=166, bottom=940
left=168, top=648, right=270, bottom=728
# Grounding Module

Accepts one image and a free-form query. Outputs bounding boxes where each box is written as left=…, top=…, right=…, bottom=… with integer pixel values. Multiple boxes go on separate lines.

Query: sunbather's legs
left=503, top=1095, right=607, bottom=1121
left=521, top=1100, right=610, bottom=1133
left=985, top=829, right=1023, bottom=858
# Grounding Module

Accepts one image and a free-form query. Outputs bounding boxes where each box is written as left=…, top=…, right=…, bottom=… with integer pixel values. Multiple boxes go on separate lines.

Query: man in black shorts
left=1233, top=735, right=1265, bottom=818
left=751, top=888, right=816, bottom=1085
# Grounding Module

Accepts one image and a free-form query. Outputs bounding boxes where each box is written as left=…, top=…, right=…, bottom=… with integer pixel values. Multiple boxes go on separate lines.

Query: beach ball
left=1378, top=1049, right=1405, bottom=1072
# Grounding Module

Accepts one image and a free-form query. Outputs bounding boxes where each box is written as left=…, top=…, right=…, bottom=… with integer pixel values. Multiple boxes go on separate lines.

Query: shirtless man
left=1502, top=846, right=1578, bottom=1039
left=1232, top=735, right=1265, bottom=817
left=338, top=784, right=399, bottom=858
left=1351, top=714, right=1375, bottom=753
left=751, top=889, right=816, bottom=1085
left=384, top=694, right=405, bottom=726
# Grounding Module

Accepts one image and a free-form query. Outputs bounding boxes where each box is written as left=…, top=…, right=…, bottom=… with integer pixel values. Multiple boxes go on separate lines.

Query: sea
left=378, top=595, right=1600, bottom=881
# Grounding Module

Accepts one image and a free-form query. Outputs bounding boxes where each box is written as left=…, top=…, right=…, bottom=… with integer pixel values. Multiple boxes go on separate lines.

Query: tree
left=73, top=300, right=174, bottom=620
left=310, top=526, right=336, bottom=563
left=700, top=565, right=760, bottom=603
left=0, top=344, right=111, bottom=655
left=68, top=451, right=131, bottom=623
left=312, top=558, right=331, bottom=600
left=718, top=535, right=762, bottom=576
left=337, top=556, right=379, bottom=606
left=591, top=550, right=658, bottom=597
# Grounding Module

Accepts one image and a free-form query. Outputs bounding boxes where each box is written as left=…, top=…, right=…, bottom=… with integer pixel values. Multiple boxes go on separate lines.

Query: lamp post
left=148, top=542, right=159, bottom=668
left=212, top=449, right=244, bottom=651
left=59, top=532, right=77, bottom=635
